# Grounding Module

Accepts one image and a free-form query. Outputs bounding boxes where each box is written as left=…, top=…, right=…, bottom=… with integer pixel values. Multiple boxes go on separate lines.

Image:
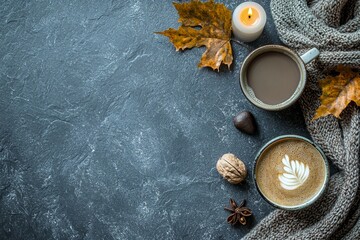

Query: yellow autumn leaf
left=155, top=0, right=233, bottom=71
left=314, top=65, right=360, bottom=119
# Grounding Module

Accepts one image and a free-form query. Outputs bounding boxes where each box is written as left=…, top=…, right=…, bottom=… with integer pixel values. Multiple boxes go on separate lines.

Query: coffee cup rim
left=253, top=135, right=330, bottom=211
left=239, top=45, right=307, bottom=111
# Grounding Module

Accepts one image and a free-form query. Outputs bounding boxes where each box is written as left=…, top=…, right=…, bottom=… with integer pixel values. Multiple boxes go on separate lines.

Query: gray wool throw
left=243, top=0, right=360, bottom=239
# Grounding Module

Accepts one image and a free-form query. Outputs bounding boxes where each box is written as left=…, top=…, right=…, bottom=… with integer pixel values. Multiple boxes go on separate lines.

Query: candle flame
left=248, top=7, right=253, bottom=18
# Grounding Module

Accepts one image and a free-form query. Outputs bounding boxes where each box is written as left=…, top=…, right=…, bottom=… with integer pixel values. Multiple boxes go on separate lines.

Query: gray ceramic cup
left=240, top=45, right=319, bottom=111
left=253, top=135, right=330, bottom=211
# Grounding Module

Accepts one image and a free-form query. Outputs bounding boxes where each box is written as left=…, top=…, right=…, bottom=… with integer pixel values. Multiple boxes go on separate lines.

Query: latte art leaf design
left=278, top=154, right=310, bottom=190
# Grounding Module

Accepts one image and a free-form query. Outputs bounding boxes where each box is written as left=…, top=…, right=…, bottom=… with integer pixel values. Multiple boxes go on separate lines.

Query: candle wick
left=248, top=15, right=251, bottom=19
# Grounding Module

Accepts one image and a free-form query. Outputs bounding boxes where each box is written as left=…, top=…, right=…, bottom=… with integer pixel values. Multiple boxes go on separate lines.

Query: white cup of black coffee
left=240, top=45, right=319, bottom=110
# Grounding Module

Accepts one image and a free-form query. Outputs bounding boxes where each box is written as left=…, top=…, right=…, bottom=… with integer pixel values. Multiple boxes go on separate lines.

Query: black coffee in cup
left=247, top=52, right=300, bottom=105
left=239, top=45, right=319, bottom=111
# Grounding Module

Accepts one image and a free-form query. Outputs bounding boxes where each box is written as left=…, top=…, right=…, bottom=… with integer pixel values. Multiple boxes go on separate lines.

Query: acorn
left=233, top=111, right=256, bottom=135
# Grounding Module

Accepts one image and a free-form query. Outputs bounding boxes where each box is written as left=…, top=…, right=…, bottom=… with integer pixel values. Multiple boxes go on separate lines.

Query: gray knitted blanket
left=244, top=0, right=360, bottom=239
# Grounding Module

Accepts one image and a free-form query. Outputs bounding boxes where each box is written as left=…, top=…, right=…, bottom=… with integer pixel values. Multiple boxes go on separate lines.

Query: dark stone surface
left=0, top=1, right=310, bottom=239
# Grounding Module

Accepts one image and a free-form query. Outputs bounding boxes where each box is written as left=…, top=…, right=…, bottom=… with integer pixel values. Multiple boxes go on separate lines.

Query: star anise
left=224, top=198, right=252, bottom=225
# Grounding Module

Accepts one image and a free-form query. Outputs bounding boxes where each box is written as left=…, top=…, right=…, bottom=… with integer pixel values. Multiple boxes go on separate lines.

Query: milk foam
left=278, top=154, right=310, bottom=190
left=256, top=139, right=326, bottom=207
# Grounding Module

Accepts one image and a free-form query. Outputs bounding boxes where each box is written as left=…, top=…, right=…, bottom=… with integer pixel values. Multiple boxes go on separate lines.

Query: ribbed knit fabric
left=244, top=0, right=360, bottom=239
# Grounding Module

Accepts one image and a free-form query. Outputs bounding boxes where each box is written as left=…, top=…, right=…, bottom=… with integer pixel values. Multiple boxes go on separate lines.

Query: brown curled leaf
left=314, top=65, right=360, bottom=120
left=156, top=0, right=233, bottom=71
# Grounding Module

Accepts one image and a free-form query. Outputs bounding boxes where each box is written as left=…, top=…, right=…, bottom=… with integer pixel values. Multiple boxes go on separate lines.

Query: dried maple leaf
left=156, top=0, right=233, bottom=71
left=313, top=65, right=360, bottom=120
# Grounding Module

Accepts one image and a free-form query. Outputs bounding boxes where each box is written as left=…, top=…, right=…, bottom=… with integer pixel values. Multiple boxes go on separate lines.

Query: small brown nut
left=216, top=153, right=247, bottom=184
left=233, top=111, right=256, bottom=135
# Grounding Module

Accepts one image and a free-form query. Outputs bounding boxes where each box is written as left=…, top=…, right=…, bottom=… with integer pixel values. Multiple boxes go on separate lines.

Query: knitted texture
left=244, top=0, right=360, bottom=239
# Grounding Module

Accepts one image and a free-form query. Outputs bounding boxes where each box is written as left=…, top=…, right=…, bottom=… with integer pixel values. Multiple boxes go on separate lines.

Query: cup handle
left=300, top=48, right=320, bottom=64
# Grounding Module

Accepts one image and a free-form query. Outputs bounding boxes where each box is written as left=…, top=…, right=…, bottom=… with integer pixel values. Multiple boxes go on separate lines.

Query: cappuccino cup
left=254, top=135, right=329, bottom=210
left=240, top=45, right=319, bottom=111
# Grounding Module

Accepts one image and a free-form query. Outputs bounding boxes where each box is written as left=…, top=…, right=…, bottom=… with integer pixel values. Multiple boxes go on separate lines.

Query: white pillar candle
left=232, top=2, right=267, bottom=42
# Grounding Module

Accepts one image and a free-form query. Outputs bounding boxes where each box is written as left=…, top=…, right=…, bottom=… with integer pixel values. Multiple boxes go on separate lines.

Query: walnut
left=216, top=153, right=247, bottom=184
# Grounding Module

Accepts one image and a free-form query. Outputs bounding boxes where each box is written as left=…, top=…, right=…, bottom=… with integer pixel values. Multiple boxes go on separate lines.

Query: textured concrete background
left=0, top=0, right=310, bottom=239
